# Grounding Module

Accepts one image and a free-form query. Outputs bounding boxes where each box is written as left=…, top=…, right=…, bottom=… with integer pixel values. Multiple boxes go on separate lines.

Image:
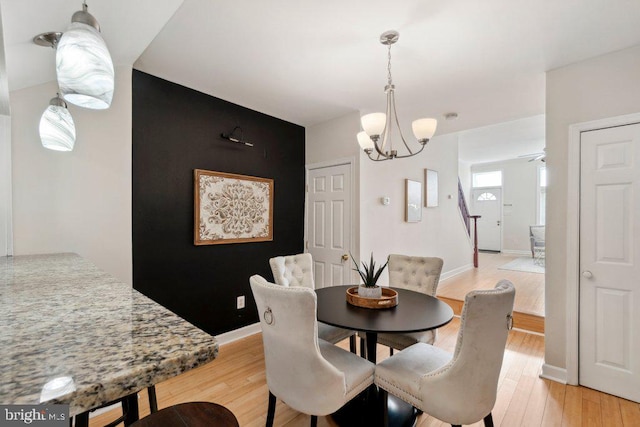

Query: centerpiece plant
left=351, top=253, right=388, bottom=298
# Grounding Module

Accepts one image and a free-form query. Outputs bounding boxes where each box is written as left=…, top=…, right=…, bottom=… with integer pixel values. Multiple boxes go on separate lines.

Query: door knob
left=582, top=270, right=593, bottom=279
left=341, top=254, right=349, bottom=262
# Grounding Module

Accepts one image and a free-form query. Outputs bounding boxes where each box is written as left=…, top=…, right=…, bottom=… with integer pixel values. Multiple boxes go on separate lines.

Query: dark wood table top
left=316, top=285, right=454, bottom=334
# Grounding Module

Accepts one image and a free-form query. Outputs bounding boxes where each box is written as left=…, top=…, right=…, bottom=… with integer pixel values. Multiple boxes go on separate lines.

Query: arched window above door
left=477, top=192, right=497, bottom=201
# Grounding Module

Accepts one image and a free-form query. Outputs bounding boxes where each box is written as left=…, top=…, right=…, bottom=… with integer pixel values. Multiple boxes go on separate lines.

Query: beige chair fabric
left=371, top=255, right=444, bottom=351
left=530, top=225, right=545, bottom=257
left=374, top=280, right=516, bottom=426
left=250, top=275, right=375, bottom=421
left=269, top=253, right=355, bottom=345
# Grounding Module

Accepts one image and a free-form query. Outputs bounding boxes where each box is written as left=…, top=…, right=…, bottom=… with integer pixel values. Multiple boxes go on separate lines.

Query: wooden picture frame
left=405, top=179, right=422, bottom=222
left=194, top=169, right=274, bottom=245
left=425, top=169, right=439, bottom=207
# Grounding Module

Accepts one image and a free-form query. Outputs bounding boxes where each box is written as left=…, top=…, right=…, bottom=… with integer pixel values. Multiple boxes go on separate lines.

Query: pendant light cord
left=387, top=44, right=393, bottom=86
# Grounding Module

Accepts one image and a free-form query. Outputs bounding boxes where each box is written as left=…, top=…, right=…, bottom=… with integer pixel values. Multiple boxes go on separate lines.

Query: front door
left=306, top=162, right=352, bottom=288
left=471, top=188, right=502, bottom=251
left=579, top=123, right=640, bottom=402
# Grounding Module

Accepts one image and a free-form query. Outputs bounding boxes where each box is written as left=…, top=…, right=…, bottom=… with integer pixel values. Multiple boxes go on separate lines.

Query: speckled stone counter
left=0, top=253, right=218, bottom=416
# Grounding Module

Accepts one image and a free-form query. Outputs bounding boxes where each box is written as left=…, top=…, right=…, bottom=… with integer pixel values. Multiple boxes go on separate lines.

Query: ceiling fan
left=519, top=148, right=546, bottom=162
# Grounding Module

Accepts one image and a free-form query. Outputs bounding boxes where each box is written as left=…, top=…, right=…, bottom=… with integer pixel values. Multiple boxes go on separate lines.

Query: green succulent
left=351, top=252, right=389, bottom=288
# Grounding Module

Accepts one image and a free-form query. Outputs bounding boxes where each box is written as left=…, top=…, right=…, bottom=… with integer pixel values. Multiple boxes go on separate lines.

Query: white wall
left=1, top=114, right=11, bottom=256
left=545, top=45, right=640, bottom=371
left=359, top=132, right=473, bottom=284
left=10, top=65, right=133, bottom=283
left=471, top=158, right=539, bottom=254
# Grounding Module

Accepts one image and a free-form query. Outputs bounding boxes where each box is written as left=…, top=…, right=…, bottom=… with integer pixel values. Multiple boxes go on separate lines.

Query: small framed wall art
left=194, top=169, right=274, bottom=245
left=405, top=179, right=422, bottom=223
left=425, top=169, right=439, bottom=207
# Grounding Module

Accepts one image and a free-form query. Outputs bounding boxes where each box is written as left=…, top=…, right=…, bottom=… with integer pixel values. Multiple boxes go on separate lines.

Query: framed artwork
left=405, top=179, right=422, bottom=222
left=425, top=169, right=439, bottom=207
left=194, top=169, right=274, bottom=245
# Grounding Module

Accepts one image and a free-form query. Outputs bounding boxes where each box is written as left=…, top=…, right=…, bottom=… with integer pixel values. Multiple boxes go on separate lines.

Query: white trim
left=566, top=112, right=640, bottom=386
left=440, top=263, right=474, bottom=281
left=305, top=157, right=357, bottom=283
left=540, top=364, right=568, bottom=384
left=500, top=249, right=531, bottom=256
left=216, top=322, right=261, bottom=345
left=0, top=115, right=12, bottom=256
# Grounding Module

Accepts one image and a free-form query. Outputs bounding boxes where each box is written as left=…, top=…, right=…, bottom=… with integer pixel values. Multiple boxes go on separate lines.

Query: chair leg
left=310, top=415, right=318, bottom=427
left=483, top=413, right=494, bottom=427
left=360, top=337, right=366, bottom=358
left=266, top=391, right=277, bottom=427
left=148, top=386, right=158, bottom=413
left=349, top=335, right=356, bottom=353
left=390, top=347, right=394, bottom=356
left=380, top=388, right=389, bottom=427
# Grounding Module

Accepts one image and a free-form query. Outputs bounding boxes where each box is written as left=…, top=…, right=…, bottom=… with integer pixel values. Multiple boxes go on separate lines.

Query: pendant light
left=39, top=94, right=76, bottom=152
left=56, top=1, right=114, bottom=109
left=357, top=30, right=438, bottom=161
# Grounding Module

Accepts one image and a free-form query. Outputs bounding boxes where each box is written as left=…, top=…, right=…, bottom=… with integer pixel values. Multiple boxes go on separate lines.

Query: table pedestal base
left=331, top=386, right=417, bottom=427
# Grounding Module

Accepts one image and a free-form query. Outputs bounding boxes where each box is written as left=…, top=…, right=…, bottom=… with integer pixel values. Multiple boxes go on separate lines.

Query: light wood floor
left=438, top=252, right=545, bottom=317
left=90, top=320, right=639, bottom=427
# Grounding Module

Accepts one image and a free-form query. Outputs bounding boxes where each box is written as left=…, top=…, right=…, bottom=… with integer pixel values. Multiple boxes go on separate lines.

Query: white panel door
left=307, top=163, right=351, bottom=288
left=471, top=188, right=502, bottom=251
left=579, top=123, right=640, bottom=402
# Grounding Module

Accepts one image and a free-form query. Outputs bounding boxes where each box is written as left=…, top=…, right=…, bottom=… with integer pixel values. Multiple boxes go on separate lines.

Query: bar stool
left=130, top=402, right=239, bottom=427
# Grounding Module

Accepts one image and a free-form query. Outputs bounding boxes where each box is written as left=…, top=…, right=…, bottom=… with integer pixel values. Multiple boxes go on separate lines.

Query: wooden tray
left=346, top=286, right=398, bottom=309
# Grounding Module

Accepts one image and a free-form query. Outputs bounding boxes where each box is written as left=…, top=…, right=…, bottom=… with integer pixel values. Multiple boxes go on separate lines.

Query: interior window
left=472, top=171, right=502, bottom=188
left=477, top=192, right=497, bottom=201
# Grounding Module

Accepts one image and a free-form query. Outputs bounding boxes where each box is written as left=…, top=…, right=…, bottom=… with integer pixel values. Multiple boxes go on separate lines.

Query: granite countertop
left=0, top=253, right=219, bottom=416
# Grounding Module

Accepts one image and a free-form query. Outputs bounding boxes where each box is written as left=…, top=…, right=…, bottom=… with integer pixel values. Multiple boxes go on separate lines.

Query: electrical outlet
left=236, top=295, right=245, bottom=309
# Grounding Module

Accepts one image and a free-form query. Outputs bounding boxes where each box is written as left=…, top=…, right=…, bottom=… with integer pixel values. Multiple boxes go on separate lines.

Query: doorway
left=578, top=122, right=640, bottom=402
left=305, top=161, right=353, bottom=288
left=471, top=187, right=502, bottom=251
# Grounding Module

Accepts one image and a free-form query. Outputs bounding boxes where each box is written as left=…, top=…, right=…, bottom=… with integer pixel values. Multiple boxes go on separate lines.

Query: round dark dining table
left=316, top=285, right=454, bottom=363
left=315, top=285, right=454, bottom=426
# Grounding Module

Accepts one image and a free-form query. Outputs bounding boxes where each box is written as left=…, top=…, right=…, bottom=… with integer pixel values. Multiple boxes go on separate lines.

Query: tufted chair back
left=418, top=280, right=515, bottom=425
left=249, top=275, right=348, bottom=415
left=374, top=280, right=515, bottom=427
left=269, top=253, right=314, bottom=289
left=388, top=254, right=444, bottom=296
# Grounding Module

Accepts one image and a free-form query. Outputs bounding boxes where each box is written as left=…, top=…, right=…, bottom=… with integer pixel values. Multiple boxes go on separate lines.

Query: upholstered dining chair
left=249, top=275, right=375, bottom=427
left=269, top=253, right=357, bottom=352
left=360, top=254, right=444, bottom=357
left=374, top=280, right=516, bottom=427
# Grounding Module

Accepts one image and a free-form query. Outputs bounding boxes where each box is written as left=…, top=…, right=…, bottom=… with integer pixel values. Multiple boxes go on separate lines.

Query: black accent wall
left=132, top=70, right=305, bottom=335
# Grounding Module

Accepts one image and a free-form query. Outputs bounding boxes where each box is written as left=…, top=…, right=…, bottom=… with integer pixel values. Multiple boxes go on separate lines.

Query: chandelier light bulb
left=357, top=131, right=375, bottom=151
left=56, top=2, right=114, bottom=109
left=361, top=113, right=386, bottom=138
left=39, top=94, right=76, bottom=152
left=412, top=118, right=438, bottom=143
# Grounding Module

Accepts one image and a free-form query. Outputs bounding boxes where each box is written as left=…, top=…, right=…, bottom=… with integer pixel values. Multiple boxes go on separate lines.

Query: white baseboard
left=501, top=249, right=531, bottom=256
left=440, top=263, right=474, bottom=282
left=540, top=363, right=568, bottom=384
left=217, top=322, right=261, bottom=345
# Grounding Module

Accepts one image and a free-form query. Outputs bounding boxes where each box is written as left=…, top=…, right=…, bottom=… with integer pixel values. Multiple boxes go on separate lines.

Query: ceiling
left=2, top=0, right=640, bottom=137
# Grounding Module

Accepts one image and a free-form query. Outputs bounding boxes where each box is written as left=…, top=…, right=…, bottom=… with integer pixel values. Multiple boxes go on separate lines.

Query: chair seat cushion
left=376, top=330, right=436, bottom=350
left=319, top=340, right=374, bottom=401
left=318, top=323, right=354, bottom=344
left=375, top=343, right=452, bottom=408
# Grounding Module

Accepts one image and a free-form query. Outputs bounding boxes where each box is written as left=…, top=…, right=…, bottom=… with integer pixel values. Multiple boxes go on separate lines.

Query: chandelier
left=357, top=30, right=437, bottom=161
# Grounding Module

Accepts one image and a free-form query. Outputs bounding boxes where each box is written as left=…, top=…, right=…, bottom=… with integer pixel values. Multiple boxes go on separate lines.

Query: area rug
left=498, top=257, right=545, bottom=274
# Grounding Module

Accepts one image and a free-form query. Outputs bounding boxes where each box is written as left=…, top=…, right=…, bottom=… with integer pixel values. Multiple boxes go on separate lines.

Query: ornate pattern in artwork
left=194, top=170, right=273, bottom=245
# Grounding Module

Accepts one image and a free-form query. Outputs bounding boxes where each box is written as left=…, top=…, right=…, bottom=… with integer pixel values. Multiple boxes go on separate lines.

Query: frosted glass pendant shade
left=361, top=113, right=386, bottom=137
left=357, top=131, right=375, bottom=151
left=39, top=96, right=76, bottom=152
left=56, top=21, right=114, bottom=109
left=412, top=118, right=438, bottom=141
